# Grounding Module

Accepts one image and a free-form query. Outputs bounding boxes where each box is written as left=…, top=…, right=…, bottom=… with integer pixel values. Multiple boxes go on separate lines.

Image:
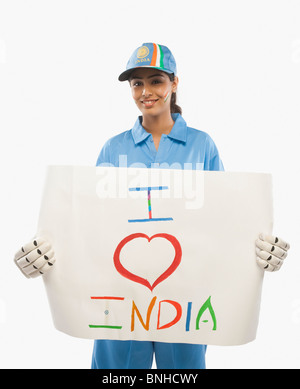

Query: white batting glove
left=256, top=233, right=290, bottom=272
left=14, top=237, right=56, bottom=278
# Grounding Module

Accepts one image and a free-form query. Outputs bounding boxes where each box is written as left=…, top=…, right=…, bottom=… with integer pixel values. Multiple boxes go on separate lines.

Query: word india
left=88, top=295, right=217, bottom=332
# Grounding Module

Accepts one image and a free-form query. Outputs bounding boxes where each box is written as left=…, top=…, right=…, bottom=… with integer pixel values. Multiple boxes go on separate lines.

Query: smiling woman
left=92, top=42, right=225, bottom=369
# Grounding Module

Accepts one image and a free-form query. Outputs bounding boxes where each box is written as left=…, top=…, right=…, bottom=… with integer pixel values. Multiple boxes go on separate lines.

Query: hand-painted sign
left=37, top=166, right=273, bottom=345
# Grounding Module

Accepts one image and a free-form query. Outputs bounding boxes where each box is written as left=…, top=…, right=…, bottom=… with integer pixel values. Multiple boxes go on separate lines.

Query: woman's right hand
left=14, top=237, right=56, bottom=278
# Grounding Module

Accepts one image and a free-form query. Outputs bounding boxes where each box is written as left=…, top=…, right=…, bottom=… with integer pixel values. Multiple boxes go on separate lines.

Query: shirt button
left=150, top=138, right=153, bottom=142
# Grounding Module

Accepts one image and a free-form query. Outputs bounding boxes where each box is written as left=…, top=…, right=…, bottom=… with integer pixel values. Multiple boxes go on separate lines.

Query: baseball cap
left=118, top=42, right=177, bottom=81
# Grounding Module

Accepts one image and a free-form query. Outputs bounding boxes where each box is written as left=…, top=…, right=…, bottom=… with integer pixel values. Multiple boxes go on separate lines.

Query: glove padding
left=14, top=237, right=56, bottom=278
left=256, top=233, right=290, bottom=272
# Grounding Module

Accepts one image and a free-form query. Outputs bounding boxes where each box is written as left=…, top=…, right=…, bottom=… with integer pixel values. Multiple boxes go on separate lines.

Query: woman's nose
left=142, top=87, right=152, bottom=97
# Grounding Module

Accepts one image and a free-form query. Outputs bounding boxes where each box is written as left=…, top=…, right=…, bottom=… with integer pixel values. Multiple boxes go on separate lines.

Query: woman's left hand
left=256, top=234, right=290, bottom=272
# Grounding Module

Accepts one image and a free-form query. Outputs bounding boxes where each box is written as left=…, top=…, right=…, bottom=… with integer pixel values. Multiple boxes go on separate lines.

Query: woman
left=14, top=42, right=290, bottom=369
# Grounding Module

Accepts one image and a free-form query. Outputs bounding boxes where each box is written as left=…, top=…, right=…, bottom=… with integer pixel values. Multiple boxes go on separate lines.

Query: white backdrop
left=0, top=0, right=299, bottom=368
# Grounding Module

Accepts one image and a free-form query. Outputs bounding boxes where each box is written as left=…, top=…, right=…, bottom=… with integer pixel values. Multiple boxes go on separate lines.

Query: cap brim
left=118, top=66, right=174, bottom=82
left=118, top=69, right=135, bottom=82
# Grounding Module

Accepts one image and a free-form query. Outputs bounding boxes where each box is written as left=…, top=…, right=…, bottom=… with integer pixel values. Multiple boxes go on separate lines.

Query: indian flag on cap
left=118, top=42, right=176, bottom=81
left=150, top=43, right=165, bottom=69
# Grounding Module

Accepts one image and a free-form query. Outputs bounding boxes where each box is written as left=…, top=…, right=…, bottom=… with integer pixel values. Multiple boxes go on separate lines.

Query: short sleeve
left=204, top=135, right=224, bottom=171
left=95, top=139, right=114, bottom=167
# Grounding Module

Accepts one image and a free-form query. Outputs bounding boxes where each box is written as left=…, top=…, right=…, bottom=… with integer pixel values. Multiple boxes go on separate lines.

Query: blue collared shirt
left=96, top=113, right=224, bottom=171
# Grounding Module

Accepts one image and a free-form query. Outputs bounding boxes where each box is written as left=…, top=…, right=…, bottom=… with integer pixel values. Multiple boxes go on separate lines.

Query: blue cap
left=118, top=42, right=177, bottom=81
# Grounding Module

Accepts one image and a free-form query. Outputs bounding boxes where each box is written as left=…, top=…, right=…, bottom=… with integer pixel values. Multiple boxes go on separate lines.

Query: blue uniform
left=92, top=113, right=224, bottom=369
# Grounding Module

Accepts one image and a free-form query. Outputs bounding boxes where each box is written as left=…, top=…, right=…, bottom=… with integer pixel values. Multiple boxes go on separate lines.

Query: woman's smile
left=141, top=99, right=159, bottom=108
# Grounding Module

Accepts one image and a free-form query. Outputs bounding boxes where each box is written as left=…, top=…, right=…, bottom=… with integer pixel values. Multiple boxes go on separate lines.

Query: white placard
left=37, top=166, right=273, bottom=345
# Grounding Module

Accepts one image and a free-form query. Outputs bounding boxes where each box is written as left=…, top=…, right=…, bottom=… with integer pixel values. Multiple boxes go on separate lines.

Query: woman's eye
left=152, top=79, right=161, bottom=84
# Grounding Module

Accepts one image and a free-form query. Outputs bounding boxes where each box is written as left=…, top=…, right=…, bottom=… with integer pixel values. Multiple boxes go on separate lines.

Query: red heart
left=113, top=233, right=182, bottom=291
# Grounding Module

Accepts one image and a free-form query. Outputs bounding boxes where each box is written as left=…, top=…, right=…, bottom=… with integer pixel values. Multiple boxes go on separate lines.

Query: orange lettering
left=131, top=296, right=157, bottom=331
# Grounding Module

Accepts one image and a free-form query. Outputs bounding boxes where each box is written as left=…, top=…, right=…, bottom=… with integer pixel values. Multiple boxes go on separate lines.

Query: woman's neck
left=142, top=111, right=175, bottom=137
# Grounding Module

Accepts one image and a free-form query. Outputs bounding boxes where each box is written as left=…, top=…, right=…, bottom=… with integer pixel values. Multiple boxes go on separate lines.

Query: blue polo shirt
left=96, top=113, right=224, bottom=171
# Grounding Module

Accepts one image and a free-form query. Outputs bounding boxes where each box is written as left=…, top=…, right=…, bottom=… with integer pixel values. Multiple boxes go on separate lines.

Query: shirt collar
left=131, top=113, right=187, bottom=145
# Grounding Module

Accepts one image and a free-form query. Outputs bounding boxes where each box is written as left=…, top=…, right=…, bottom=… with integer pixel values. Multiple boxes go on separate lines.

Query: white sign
left=37, top=166, right=273, bottom=346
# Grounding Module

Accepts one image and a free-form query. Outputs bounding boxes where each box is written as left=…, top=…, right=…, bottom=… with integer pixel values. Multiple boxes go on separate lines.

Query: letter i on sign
left=128, top=186, right=173, bottom=223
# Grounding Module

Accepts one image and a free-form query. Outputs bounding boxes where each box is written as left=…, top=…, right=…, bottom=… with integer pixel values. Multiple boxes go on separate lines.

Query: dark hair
left=168, top=73, right=182, bottom=115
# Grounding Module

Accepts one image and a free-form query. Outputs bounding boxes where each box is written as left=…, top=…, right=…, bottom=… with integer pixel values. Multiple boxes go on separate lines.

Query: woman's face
left=129, top=68, right=178, bottom=116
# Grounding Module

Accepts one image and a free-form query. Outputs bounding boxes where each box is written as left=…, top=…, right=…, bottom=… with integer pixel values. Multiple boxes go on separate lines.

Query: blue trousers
left=91, top=340, right=207, bottom=369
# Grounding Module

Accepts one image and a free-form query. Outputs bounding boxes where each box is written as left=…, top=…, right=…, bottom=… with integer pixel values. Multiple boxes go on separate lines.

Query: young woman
left=14, top=42, right=290, bottom=369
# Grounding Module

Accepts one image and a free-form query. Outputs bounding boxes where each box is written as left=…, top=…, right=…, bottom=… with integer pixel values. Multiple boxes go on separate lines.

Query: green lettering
left=195, top=296, right=217, bottom=331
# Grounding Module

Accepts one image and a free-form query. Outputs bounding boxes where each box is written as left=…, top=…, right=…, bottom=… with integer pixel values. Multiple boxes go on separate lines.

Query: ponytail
left=170, top=91, right=182, bottom=115
left=168, top=73, right=182, bottom=115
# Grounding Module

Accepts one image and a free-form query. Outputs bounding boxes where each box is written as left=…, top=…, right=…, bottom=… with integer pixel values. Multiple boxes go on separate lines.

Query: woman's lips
left=141, top=99, right=159, bottom=108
